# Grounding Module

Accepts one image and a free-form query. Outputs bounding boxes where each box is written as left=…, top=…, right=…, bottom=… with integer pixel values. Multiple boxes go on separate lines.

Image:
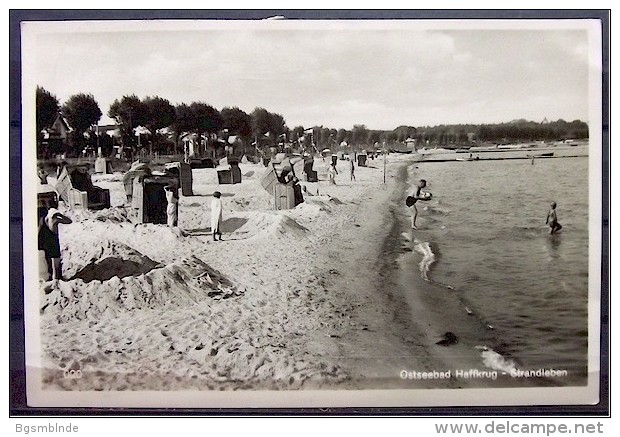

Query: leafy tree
left=108, top=95, right=147, bottom=150
left=63, top=93, right=102, bottom=134
left=367, top=130, right=381, bottom=145
left=170, top=103, right=194, bottom=154
left=250, top=107, right=272, bottom=148
left=351, top=124, right=369, bottom=147
left=190, top=102, right=223, bottom=135
left=143, top=96, right=175, bottom=153
left=221, top=106, right=252, bottom=141
left=36, top=86, right=60, bottom=156
left=268, top=112, right=286, bottom=145
left=392, top=125, right=417, bottom=143
left=386, top=131, right=398, bottom=143
left=36, top=86, right=60, bottom=138
left=336, top=128, right=348, bottom=144
left=62, top=93, right=102, bottom=154
left=320, top=127, right=332, bottom=147
left=187, top=102, right=223, bottom=156
left=143, top=96, right=175, bottom=134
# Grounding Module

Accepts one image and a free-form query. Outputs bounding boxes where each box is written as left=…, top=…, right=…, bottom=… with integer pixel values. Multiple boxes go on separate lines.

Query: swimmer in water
left=545, top=201, right=563, bottom=234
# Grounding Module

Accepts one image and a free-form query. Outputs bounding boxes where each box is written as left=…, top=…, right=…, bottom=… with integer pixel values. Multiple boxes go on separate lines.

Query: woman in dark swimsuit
left=38, top=207, right=72, bottom=285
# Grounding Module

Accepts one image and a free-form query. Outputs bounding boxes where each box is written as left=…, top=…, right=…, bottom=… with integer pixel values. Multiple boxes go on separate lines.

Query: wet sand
left=324, top=161, right=553, bottom=390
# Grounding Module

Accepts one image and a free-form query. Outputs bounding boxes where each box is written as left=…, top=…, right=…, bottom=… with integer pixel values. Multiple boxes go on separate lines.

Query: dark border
left=9, top=9, right=610, bottom=417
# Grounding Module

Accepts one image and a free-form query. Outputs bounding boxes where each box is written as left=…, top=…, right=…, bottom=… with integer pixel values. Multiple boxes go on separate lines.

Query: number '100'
left=63, top=369, right=82, bottom=379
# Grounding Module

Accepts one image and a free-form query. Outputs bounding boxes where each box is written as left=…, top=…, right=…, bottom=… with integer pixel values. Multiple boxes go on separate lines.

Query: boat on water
left=527, top=152, right=554, bottom=158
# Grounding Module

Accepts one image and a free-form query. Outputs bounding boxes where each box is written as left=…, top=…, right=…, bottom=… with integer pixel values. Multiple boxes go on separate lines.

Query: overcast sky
left=25, top=20, right=595, bottom=131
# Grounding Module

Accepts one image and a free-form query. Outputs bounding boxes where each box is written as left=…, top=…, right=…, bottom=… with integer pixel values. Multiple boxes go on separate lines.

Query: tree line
left=36, top=86, right=589, bottom=158
left=36, top=87, right=289, bottom=158
left=414, top=119, right=589, bottom=148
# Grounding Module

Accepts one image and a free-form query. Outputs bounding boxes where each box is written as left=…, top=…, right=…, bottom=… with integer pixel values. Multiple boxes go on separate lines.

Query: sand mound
left=273, top=215, right=309, bottom=237
left=66, top=206, right=131, bottom=224
left=92, top=207, right=131, bottom=223
left=235, top=213, right=308, bottom=240
left=63, top=239, right=156, bottom=280
left=327, top=195, right=344, bottom=205
left=296, top=197, right=333, bottom=214
left=42, top=256, right=243, bottom=322
left=230, top=191, right=273, bottom=211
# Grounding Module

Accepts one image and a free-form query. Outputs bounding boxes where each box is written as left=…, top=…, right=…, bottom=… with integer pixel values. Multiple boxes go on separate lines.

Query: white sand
left=39, top=154, right=534, bottom=392
left=39, top=155, right=429, bottom=390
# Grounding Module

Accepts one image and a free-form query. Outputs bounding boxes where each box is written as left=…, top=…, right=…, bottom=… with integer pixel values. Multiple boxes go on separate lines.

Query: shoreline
left=324, top=158, right=562, bottom=389
left=317, top=160, right=452, bottom=389
left=34, top=155, right=568, bottom=392
left=395, top=162, right=567, bottom=388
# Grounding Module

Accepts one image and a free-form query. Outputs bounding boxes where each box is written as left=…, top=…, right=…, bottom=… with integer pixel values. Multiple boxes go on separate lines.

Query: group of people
left=164, top=184, right=223, bottom=241
left=164, top=187, right=223, bottom=242
left=37, top=173, right=225, bottom=290
left=407, top=178, right=562, bottom=235
left=327, top=158, right=356, bottom=185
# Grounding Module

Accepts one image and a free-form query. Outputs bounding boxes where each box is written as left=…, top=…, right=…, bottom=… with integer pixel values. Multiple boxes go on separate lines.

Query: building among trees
left=40, top=112, right=72, bottom=158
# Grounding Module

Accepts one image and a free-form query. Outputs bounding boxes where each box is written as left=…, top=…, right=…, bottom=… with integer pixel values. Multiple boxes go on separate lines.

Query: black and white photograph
left=16, top=13, right=605, bottom=409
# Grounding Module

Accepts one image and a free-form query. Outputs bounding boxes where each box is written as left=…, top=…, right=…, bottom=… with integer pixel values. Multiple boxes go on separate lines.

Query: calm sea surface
left=409, top=152, right=590, bottom=382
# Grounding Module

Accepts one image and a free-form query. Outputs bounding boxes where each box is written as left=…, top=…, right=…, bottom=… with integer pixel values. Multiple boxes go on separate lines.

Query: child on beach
left=409, top=179, right=428, bottom=230
left=349, top=159, right=356, bottom=182
left=164, top=183, right=179, bottom=228
left=211, top=191, right=223, bottom=241
left=546, top=202, right=562, bottom=234
left=328, top=162, right=338, bottom=185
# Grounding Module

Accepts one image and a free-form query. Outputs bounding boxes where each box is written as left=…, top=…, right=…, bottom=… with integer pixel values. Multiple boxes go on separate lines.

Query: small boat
left=527, top=152, right=554, bottom=158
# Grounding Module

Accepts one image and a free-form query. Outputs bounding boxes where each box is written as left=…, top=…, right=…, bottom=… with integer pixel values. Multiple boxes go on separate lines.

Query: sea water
left=407, top=154, right=590, bottom=384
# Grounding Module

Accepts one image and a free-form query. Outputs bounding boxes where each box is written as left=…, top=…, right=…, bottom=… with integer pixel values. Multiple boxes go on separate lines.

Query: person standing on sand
left=38, top=207, right=72, bottom=287
left=328, top=161, right=338, bottom=184
left=408, top=179, right=428, bottom=230
left=546, top=201, right=562, bottom=234
left=349, top=158, right=356, bottom=181
left=211, top=191, right=223, bottom=241
left=164, top=183, right=179, bottom=228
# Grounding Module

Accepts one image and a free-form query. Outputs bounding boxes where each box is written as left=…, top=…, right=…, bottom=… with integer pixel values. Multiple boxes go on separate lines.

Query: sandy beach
left=36, top=154, right=546, bottom=392
left=17, top=17, right=602, bottom=415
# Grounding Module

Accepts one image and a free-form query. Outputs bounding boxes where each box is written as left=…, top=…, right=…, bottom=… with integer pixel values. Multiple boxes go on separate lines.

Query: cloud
left=28, top=24, right=591, bottom=130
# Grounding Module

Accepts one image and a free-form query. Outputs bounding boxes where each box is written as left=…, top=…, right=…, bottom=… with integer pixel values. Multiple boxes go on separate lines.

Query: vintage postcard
left=19, top=15, right=604, bottom=409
